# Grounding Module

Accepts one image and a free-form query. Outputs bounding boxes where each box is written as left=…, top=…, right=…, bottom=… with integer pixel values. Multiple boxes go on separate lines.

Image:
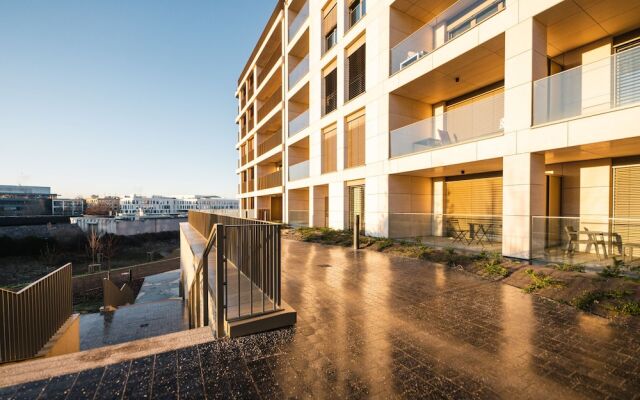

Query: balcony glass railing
left=288, top=160, right=310, bottom=181
left=533, top=45, right=640, bottom=125
left=257, top=130, right=282, bottom=157
left=390, top=92, right=504, bottom=158
left=288, top=1, right=309, bottom=42
left=349, top=0, right=366, bottom=28
left=288, top=110, right=309, bottom=137
left=531, top=216, right=640, bottom=275
left=288, top=210, right=309, bottom=227
left=288, top=55, right=309, bottom=89
left=390, top=0, right=505, bottom=75
left=388, top=213, right=502, bottom=251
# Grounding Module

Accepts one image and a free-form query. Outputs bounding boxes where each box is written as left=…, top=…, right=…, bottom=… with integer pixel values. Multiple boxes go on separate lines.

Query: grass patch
left=297, top=227, right=353, bottom=246
left=548, top=262, right=585, bottom=273
left=375, top=239, right=394, bottom=252
left=612, top=300, right=640, bottom=316
left=483, top=261, right=510, bottom=278
left=523, top=269, right=565, bottom=293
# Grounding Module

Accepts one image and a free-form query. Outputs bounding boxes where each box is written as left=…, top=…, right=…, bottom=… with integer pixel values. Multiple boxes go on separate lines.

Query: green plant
left=599, top=258, right=625, bottom=278
left=376, top=239, right=394, bottom=252
left=613, top=300, right=640, bottom=316
left=483, top=262, right=509, bottom=278
left=523, top=269, right=565, bottom=293
left=548, top=262, right=585, bottom=273
left=571, top=289, right=631, bottom=311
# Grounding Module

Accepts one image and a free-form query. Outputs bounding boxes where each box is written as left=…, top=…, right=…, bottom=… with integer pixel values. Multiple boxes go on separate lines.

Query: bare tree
left=39, top=240, right=58, bottom=270
left=86, top=229, right=103, bottom=265
left=102, top=234, right=119, bottom=276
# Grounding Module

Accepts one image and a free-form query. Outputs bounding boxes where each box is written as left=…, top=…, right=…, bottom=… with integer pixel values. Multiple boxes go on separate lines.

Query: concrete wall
left=72, top=218, right=186, bottom=236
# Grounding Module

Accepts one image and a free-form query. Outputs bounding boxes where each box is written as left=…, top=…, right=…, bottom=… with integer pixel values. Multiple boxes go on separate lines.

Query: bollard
left=353, top=215, right=360, bottom=250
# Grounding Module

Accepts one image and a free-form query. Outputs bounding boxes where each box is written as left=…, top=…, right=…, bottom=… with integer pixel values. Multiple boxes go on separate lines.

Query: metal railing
left=533, top=45, right=640, bottom=125
left=288, top=160, right=310, bottom=181
left=0, top=263, right=73, bottom=364
left=288, top=110, right=309, bottom=137
left=532, top=216, right=640, bottom=272
left=288, top=1, right=309, bottom=42
left=388, top=213, right=502, bottom=251
left=257, top=131, right=282, bottom=156
left=185, top=211, right=282, bottom=336
left=390, top=92, right=504, bottom=157
left=288, top=55, right=309, bottom=89
left=258, top=170, right=283, bottom=190
left=390, top=0, right=505, bottom=74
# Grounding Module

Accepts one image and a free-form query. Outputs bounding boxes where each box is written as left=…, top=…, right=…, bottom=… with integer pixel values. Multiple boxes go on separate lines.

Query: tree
left=102, top=234, right=119, bottom=277
left=86, top=229, right=103, bottom=266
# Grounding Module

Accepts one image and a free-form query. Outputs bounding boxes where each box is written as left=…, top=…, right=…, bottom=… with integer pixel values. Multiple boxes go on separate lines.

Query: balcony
left=257, top=131, right=282, bottom=157
left=288, top=1, right=309, bottom=42
left=390, top=92, right=504, bottom=158
left=288, top=110, right=309, bottom=137
left=533, top=46, right=640, bottom=125
left=348, top=0, right=366, bottom=29
left=258, top=170, right=283, bottom=190
left=257, top=92, right=282, bottom=123
left=288, top=55, right=309, bottom=89
left=288, top=160, right=309, bottom=181
left=390, top=0, right=505, bottom=75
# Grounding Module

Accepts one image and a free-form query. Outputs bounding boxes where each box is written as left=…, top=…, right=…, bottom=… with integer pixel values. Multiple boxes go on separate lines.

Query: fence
left=0, top=263, right=73, bottom=364
left=184, top=211, right=282, bottom=336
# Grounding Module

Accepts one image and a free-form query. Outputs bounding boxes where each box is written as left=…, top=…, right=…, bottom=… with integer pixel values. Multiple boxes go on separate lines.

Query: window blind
left=615, top=40, right=640, bottom=107
left=345, top=110, right=365, bottom=168
left=347, top=44, right=366, bottom=100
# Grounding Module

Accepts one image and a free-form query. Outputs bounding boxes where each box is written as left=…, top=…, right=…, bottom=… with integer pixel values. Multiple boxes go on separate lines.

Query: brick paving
left=1, top=240, right=640, bottom=399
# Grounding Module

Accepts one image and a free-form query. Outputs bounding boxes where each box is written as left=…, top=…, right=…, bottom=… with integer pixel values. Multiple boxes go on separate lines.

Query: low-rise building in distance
left=51, top=198, right=85, bottom=216
left=119, top=195, right=238, bottom=216
left=85, top=195, right=120, bottom=215
left=0, top=185, right=54, bottom=216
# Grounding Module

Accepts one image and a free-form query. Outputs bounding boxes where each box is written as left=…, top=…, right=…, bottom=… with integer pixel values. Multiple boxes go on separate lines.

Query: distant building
left=0, top=185, right=54, bottom=216
left=120, top=195, right=238, bottom=216
left=85, top=195, right=120, bottom=215
left=52, top=198, right=85, bottom=216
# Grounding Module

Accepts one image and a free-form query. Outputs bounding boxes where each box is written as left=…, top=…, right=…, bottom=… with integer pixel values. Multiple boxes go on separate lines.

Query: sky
left=0, top=0, right=276, bottom=199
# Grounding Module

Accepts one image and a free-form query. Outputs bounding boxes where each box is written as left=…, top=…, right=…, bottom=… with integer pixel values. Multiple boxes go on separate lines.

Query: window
left=324, top=68, right=337, bottom=115
left=322, top=125, right=337, bottom=173
left=348, top=0, right=366, bottom=28
left=347, top=42, right=366, bottom=101
left=345, top=109, right=365, bottom=168
left=323, top=2, right=337, bottom=53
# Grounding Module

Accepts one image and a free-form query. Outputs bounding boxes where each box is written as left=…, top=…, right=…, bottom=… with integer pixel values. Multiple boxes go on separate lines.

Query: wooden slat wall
left=613, top=165, right=640, bottom=244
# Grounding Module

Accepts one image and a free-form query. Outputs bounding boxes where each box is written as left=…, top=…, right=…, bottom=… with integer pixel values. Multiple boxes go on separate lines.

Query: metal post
left=353, top=215, right=360, bottom=250
left=202, top=243, right=209, bottom=327
left=215, top=224, right=225, bottom=338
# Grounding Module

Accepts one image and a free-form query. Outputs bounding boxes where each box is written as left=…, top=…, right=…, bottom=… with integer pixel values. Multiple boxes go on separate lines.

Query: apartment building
left=120, top=195, right=239, bottom=216
left=51, top=198, right=85, bottom=216
left=236, top=0, right=640, bottom=262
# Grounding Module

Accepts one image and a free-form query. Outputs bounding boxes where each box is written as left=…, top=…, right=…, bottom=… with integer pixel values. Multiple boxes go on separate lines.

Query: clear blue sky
left=0, top=0, right=276, bottom=199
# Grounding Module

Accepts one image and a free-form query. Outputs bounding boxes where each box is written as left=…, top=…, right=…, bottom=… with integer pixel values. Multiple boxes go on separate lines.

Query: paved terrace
left=1, top=240, right=639, bottom=399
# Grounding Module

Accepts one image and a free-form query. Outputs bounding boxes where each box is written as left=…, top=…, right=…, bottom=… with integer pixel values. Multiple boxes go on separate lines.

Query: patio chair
left=583, top=227, right=607, bottom=260
left=447, top=219, right=470, bottom=245
left=564, top=226, right=587, bottom=255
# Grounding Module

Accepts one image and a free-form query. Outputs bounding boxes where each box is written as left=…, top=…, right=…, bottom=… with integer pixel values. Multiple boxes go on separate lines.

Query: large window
left=345, top=109, right=365, bottom=168
left=323, top=2, right=337, bottom=53
left=324, top=67, right=337, bottom=115
left=321, top=125, right=337, bottom=173
left=347, top=43, right=366, bottom=100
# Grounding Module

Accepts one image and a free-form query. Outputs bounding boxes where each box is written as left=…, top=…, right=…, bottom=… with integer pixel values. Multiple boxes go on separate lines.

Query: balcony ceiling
left=538, top=0, right=640, bottom=57
left=397, top=157, right=503, bottom=178
left=391, top=0, right=459, bottom=23
left=393, top=35, right=505, bottom=104
left=545, top=137, right=640, bottom=165
left=256, top=25, right=283, bottom=67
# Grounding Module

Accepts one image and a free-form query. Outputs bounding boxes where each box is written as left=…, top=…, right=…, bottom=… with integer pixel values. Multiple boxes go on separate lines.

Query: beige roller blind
left=322, top=125, right=337, bottom=173
left=445, top=175, right=502, bottom=216
left=345, top=110, right=365, bottom=168
left=613, top=165, right=640, bottom=244
left=323, top=2, right=337, bottom=34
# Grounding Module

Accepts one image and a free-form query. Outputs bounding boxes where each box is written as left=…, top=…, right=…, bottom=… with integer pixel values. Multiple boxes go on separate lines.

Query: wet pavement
left=79, top=270, right=187, bottom=350
left=2, top=240, right=640, bottom=399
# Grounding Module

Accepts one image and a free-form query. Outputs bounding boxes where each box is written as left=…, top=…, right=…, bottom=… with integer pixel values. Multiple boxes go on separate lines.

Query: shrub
left=483, top=262, right=509, bottom=278
left=572, top=289, right=631, bottom=311
left=548, top=262, right=585, bottom=273
left=376, top=239, right=394, bottom=252
left=599, top=258, right=625, bottom=278
left=613, top=301, right=640, bottom=316
left=523, top=268, right=565, bottom=293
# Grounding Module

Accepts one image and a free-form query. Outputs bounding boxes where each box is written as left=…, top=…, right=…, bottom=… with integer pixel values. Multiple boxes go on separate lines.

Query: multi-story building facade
left=236, top=0, right=640, bottom=260
left=51, top=198, right=85, bottom=216
left=0, top=185, right=54, bottom=216
left=120, top=195, right=239, bottom=216
left=85, top=195, right=121, bottom=215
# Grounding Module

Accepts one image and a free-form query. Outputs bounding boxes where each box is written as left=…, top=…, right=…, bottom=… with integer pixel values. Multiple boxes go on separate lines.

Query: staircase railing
left=0, top=264, right=73, bottom=364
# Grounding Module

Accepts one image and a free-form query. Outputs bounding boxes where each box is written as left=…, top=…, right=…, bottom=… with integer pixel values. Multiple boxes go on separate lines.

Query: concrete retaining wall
left=72, top=257, right=180, bottom=294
